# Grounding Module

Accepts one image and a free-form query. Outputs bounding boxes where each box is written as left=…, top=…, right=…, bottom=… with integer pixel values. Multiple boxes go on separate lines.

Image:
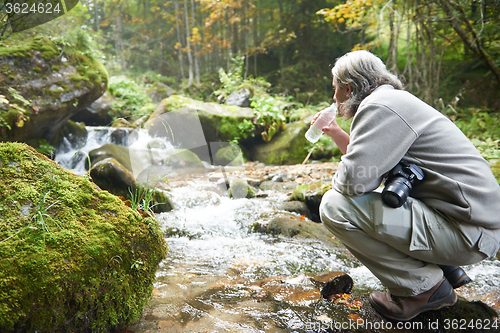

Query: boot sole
left=369, top=292, right=458, bottom=321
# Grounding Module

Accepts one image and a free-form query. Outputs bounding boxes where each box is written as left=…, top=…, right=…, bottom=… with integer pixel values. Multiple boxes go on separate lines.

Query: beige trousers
left=319, top=188, right=493, bottom=297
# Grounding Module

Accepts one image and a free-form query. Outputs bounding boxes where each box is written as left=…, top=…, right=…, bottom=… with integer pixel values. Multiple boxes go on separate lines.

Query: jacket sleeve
left=332, top=103, right=418, bottom=195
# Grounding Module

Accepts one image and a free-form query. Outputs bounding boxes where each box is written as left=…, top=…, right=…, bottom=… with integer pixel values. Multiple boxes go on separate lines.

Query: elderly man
left=314, top=50, right=500, bottom=321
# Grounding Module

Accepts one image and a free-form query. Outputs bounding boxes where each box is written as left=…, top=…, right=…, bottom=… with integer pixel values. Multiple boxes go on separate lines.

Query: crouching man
left=314, top=50, right=500, bottom=321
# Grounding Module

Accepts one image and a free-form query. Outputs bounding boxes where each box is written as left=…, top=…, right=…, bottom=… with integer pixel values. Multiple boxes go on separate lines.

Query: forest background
left=1, top=0, right=500, bottom=167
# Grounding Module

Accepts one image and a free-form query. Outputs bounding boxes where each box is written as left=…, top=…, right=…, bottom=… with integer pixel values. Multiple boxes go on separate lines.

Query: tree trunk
left=190, top=0, right=200, bottom=85
left=174, top=0, right=185, bottom=80
left=183, top=0, right=194, bottom=87
left=93, top=0, right=99, bottom=32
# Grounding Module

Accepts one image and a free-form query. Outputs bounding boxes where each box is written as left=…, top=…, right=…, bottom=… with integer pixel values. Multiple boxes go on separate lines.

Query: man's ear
left=346, top=84, right=352, bottom=95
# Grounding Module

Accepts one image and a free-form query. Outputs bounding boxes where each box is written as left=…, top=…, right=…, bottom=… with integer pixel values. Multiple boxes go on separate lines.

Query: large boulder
left=0, top=142, right=167, bottom=332
left=145, top=95, right=261, bottom=147
left=0, top=36, right=107, bottom=143
left=250, top=121, right=310, bottom=165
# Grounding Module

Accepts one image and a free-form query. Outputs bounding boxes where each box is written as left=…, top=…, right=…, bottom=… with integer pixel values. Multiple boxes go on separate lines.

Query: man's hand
left=310, top=112, right=350, bottom=155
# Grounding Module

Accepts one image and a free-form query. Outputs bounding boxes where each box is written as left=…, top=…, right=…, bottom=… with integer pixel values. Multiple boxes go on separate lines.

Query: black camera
left=381, top=161, right=425, bottom=208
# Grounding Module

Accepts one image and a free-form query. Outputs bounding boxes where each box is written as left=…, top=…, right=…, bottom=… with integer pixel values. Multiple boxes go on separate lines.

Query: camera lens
left=382, top=178, right=412, bottom=208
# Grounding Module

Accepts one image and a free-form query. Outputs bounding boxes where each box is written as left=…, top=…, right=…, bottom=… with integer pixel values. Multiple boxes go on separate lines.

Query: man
left=315, top=50, right=500, bottom=321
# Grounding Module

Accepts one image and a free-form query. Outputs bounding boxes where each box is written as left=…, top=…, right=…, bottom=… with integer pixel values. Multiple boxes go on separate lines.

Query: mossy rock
left=228, top=179, right=256, bottom=199
left=145, top=95, right=260, bottom=146
left=0, top=36, right=108, bottom=143
left=0, top=142, right=168, bottom=332
left=290, top=181, right=332, bottom=222
left=250, top=121, right=310, bottom=165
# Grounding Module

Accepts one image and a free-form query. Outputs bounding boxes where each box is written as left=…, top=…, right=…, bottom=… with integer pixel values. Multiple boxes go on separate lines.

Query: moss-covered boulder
left=0, top=36, right=108, bottom=143
left=145, top=95, right=261, bottom=145
left=0, top=142, right=168, bottom=332
left=250, top=121, right=310, bottom=165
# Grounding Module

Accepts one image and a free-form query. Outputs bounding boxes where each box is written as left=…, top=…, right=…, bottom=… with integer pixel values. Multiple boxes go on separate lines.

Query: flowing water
left=54, top=126, right=500, bottom=332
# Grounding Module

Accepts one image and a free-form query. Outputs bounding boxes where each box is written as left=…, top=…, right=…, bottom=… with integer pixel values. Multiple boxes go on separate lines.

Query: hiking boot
left=368, top=277, right=458, bottom=321
left=439, top=265, right=472, bottom=289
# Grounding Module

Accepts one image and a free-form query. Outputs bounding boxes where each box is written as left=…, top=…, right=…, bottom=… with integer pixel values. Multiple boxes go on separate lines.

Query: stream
left=55, top=126, right=500, bottom=332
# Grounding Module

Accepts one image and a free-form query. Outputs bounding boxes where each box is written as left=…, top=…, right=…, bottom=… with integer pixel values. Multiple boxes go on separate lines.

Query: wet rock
left=90, top=157, right=135, bottom=197
left=109, top=128, right=132, bottom=146
left=53, top=120, right=88, bottom=149
left=279, top=201, right=312, bottom=220
left=88, top=143, right=131, bottom=171
left=270, top=285, right=321, bottom=305
left=311, top=272, right=354, bottom=299
left=228, top=179, right=256, bottom=199
left=254, top=216, right=341, bottom=247
left=0, top=36, right=107, bottom=143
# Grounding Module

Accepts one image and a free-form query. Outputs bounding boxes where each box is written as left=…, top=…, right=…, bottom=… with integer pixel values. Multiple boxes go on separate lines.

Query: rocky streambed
left=126, top=162, right=500, bottom=333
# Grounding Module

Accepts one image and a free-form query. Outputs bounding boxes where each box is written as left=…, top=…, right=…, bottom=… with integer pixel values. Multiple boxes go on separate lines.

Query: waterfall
left=54, top=126, right=177, bottom=176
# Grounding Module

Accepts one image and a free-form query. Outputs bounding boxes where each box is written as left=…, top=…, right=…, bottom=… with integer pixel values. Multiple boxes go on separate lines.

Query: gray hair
left=332, top=50, right=403, bottom=118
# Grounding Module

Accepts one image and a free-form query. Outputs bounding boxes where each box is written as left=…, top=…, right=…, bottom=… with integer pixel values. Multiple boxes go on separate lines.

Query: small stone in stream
left=311, top=272, right=354, bottom=299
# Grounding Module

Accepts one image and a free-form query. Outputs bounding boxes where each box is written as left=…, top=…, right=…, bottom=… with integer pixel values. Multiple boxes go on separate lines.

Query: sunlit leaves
left=317, top=0, right=377, bottom=29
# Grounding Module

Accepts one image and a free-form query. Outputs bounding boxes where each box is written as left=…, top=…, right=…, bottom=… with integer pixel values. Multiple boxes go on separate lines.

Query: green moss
left=51, top=65, right=60, bottom=71
left=0, top=142, right=167, bottom=332
left=290, top=181, right=332, bottom=202
left=33, top=67, right=41, bottom=73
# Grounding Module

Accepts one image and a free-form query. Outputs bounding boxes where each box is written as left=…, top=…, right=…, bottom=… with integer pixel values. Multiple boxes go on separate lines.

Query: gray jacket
left=333, top=85, right=500, bottom=231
